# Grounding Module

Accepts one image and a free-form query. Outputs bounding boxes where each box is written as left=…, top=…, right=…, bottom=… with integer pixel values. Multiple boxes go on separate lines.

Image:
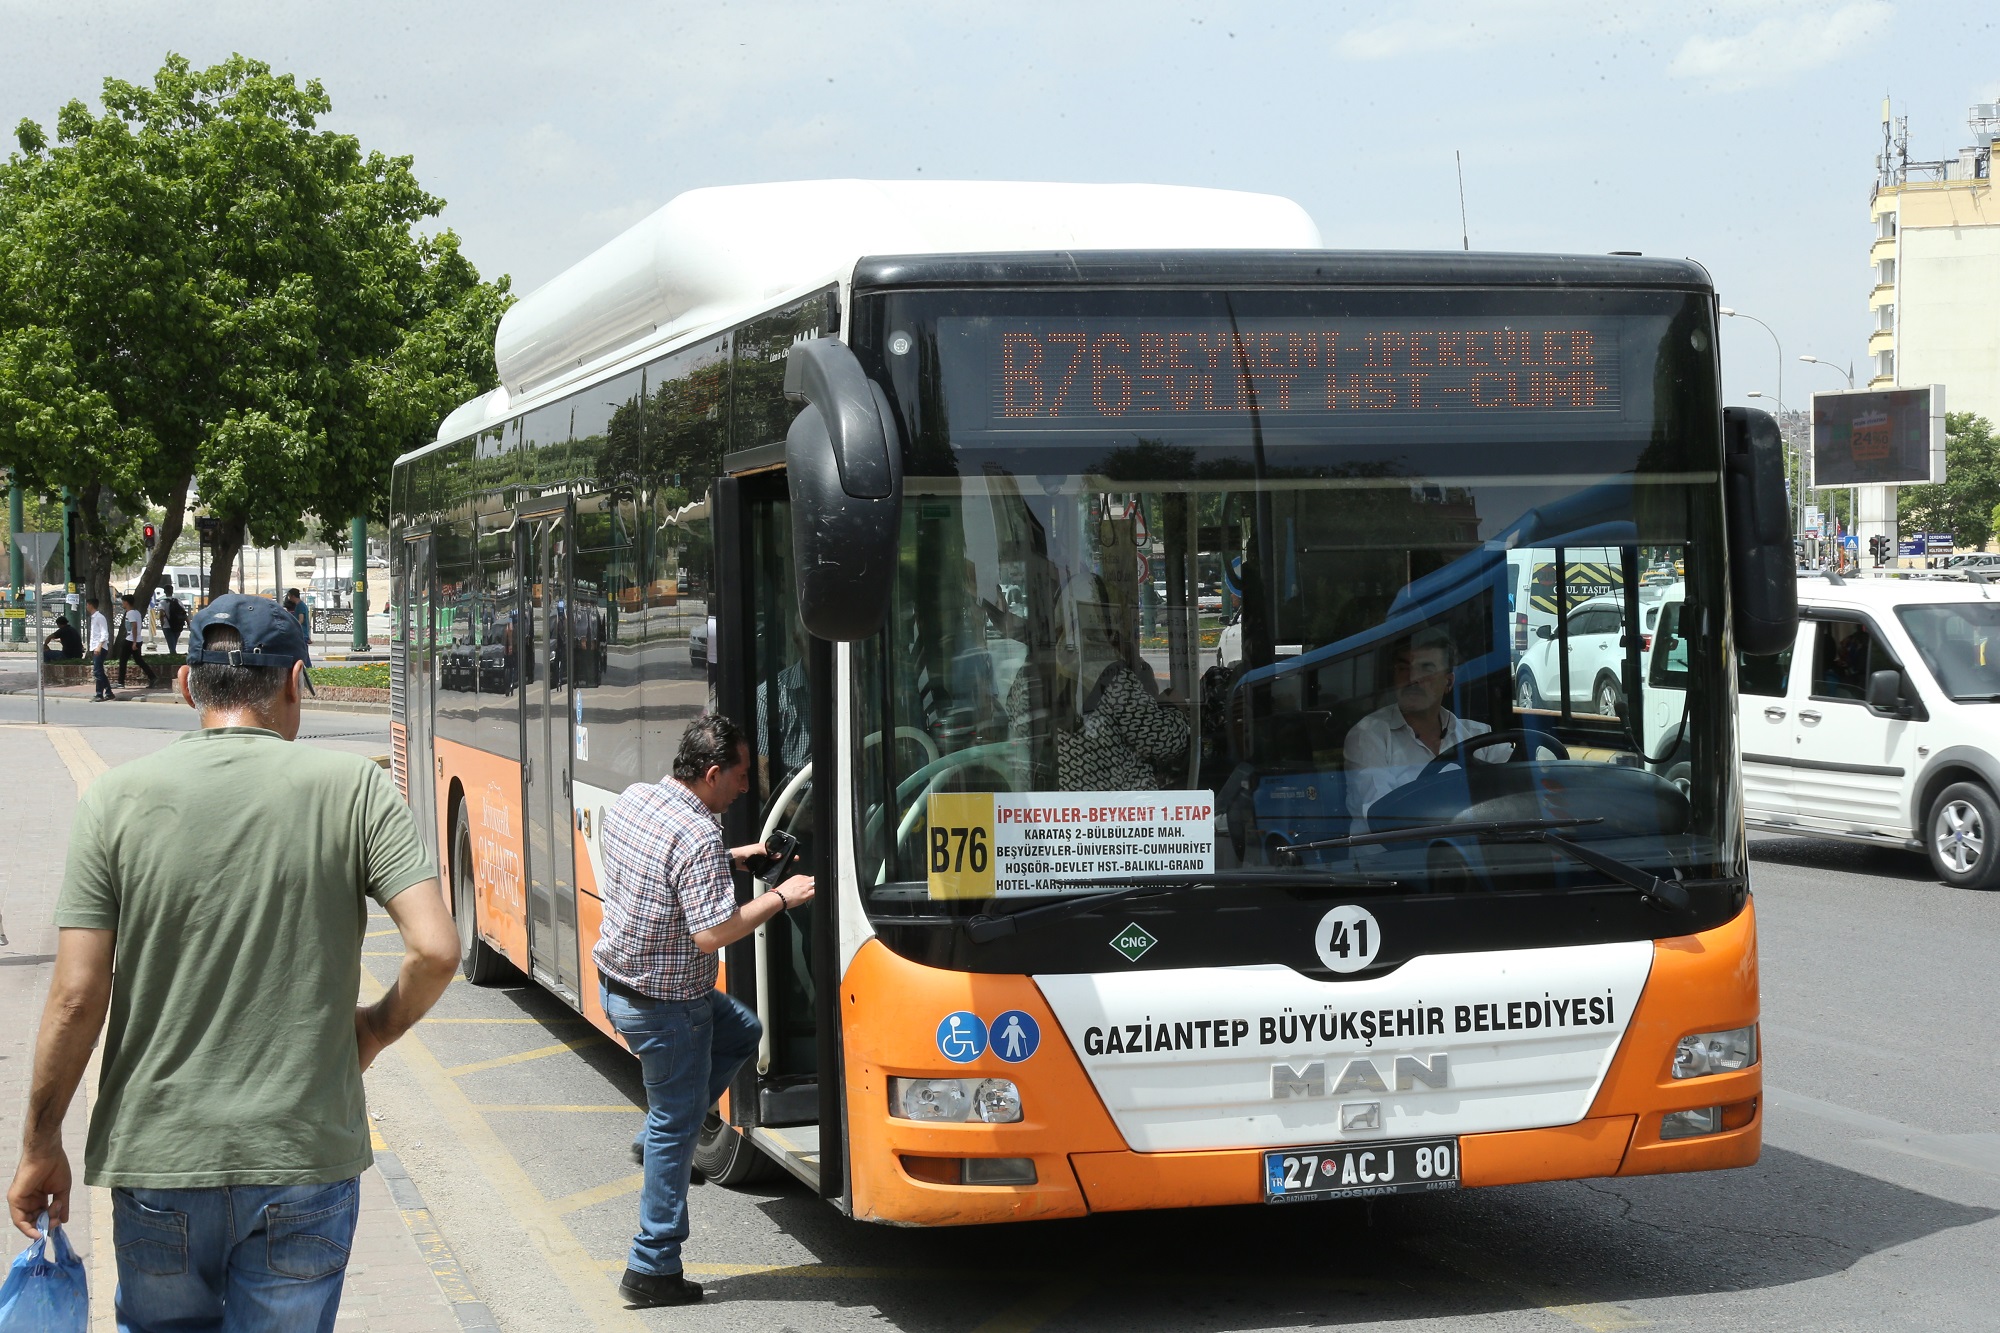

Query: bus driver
left=1344, top=628, right=1499, bottom=818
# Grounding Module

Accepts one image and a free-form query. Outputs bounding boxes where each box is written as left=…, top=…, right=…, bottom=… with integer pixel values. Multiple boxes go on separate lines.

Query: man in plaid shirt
left=594, top=713, right=814, bottom=1309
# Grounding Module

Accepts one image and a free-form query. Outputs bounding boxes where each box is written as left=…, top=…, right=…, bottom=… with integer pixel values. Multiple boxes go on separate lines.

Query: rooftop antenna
left=1455, top=151, right=1470, bottom=250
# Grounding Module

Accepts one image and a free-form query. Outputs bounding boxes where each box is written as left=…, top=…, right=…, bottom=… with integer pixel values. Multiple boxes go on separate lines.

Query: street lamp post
left=1721, top=308, right=1807, bottom=550
left=1799, top=355, right=1855, bottom=389
left=1800, top=355, right=1865, bottom=566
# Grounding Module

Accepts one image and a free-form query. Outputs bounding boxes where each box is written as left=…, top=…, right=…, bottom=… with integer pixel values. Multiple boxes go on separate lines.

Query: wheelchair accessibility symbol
left=935, top=1011, right=987, bottom=1063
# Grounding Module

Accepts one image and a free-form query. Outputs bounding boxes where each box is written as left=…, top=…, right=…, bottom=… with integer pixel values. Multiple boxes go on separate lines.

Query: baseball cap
left=187, top=593, right=316, bottom=694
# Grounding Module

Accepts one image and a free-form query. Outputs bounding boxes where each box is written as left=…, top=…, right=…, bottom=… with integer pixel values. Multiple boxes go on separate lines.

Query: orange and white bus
left=389, top=180, right=1795, bottom=1223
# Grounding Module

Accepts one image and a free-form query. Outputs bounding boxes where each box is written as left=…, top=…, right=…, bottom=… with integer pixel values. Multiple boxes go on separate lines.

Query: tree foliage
left=0, top=54, right=509, bottom=602
left=1899, top=412, right=2000, bottom=551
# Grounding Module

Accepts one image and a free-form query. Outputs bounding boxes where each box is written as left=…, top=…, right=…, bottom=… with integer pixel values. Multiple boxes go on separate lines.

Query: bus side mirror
left=783, top=338, right=904, bottom=642
left=1723, top=406, right=1798, bottom=656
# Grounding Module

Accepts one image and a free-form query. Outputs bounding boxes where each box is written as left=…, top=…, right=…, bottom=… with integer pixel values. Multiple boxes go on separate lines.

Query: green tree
left=0, top=54, right=509, bottom=606
left=1899, top=412, right=2000, bottom=551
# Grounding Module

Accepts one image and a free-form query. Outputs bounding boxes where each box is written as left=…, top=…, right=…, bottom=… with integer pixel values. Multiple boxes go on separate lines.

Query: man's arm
left=692, top=875, right=816, bottom=954
left=8, top=928, right=115, bottom=1238
left=1344, top=716, right=1389, bottom=818
left=355, top=879, right=459, bottom=1072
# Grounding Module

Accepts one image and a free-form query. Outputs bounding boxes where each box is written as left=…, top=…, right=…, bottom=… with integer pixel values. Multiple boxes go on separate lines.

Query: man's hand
left=355, top=880, right=458, bottom=1071
left=729, top=842, right=767, bottom=872
left=772, top=874, right=816, bottom=911
left=355, top=1005, right=388, bottom=1072
left=8, top=1145, right=71, bottom=1239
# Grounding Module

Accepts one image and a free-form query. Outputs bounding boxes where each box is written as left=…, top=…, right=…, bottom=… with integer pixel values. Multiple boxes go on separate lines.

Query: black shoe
left=619, top=1268, right=702, bottom=1308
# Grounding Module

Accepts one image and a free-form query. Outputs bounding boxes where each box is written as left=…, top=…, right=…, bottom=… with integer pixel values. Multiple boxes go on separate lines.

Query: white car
left=1734, top=577, right=2000, bottom=889
left=1514, top=595, right=1666, bottom=717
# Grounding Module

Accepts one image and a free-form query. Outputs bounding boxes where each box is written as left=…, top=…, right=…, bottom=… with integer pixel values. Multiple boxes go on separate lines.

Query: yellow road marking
left=367, top=927, right=402, bottom=937
left=443, top=1036, right=607, bottom=1078
left=363, top=950, right=407, bottom=956
left=425, top=1017, right=591, bottom=1025
left=548, top=1172, right=645, bottom=1215
left=358, top=970, right=644, bottom=1331
left=1407, top=1235, right=1650, bottom=1330
left=474, top=1104, right=643, bottom=1113
left=371, top=1127, right=388, bottom=1151
left=44, top=726, right=108, bottom=796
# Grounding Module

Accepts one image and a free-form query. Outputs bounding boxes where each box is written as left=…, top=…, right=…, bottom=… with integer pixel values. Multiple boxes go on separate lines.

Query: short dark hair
left=672, top=713, right=747, bottom=781
left=121, top=594, right=135, bottom=606
left=85, top=597, right=99, bottom=609
left=186, top=625, right=289, bottom=713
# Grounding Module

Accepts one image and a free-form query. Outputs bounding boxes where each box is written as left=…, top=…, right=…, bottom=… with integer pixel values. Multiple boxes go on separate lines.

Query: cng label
left=1110, top=922, right=1158, bottom=962
left=1314, top=905, right=1381, bottom=974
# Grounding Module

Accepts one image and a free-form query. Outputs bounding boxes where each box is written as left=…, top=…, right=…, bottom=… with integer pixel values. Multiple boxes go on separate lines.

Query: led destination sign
left=949, top=318, right=1626, bottom=430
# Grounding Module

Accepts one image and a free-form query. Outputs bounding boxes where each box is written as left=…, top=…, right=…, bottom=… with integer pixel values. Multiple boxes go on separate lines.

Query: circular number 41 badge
left=1315, top=904, right=1382, bottom=974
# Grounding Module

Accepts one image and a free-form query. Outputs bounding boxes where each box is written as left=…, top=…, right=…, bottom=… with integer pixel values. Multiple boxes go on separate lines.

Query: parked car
left=1731, top=579, right=2000, bottom=888
left=1514, top=594, right=1667, bottom=717
left=688, top=616, right=713, bottom=671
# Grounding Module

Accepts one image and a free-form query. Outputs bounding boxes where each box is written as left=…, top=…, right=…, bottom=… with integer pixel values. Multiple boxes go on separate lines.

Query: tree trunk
left=74, top=481, right=117, bottom=614
left=207, top=515, right=246, bottom=599
left=129, top=475, right=190, bottom=613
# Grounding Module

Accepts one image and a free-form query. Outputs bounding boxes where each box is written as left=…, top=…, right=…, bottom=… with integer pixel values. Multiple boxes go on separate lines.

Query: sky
left=3, top=0, right=1996, bottom=412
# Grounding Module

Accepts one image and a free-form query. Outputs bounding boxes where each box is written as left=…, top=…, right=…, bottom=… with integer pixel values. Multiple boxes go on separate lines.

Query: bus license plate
left=1263, top=1137, right=1460, bottom=1203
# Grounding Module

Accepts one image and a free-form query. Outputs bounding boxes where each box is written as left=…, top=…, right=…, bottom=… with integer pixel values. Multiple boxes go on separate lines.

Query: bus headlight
left=889, top=1077, right=1023, bottom=1123
left=1672, top=1025, right=1758, bottom=1079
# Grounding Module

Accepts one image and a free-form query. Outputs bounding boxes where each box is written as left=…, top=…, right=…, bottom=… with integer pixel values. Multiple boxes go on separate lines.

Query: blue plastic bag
left=0, top=1214, right=88, bottom=1332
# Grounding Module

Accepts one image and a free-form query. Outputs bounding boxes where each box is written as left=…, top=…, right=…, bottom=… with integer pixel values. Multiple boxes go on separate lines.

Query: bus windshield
left=848, top=283, right=1737, bottom=931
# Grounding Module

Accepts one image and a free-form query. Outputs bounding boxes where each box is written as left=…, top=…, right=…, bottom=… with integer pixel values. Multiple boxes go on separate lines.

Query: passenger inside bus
left=1013, top=596, right=1189, bottom=791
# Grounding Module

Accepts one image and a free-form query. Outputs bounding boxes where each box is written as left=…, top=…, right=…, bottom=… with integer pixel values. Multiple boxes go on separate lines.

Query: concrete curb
left=375, top=1149, right=503, bottom=1333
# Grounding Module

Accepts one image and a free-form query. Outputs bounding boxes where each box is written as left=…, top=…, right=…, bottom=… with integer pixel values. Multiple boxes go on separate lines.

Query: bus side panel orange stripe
left=434, top=737, right=531, bottom=973
left=840, top=939, right=1121, bottom=1226
left=1069, top=1149, right=1263, bottom=1211
left=574, top=887, right=621, bottom=1044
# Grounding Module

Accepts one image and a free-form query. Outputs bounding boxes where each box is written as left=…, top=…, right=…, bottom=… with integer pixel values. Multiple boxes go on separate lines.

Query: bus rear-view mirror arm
left=783, top=337, right=905, bottom=641
left=1722, top=406, right=1798, bottom=656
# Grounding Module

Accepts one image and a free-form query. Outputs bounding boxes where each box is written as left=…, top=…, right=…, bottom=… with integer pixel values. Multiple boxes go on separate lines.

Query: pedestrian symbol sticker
left=990, top=1011, right=1041, bottom=1063
left=936, top=1011, right=987, bottom=1063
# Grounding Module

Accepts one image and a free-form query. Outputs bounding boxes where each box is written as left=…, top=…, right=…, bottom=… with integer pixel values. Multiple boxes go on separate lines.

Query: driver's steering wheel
left=1417, top=728, right=1569, bottom=780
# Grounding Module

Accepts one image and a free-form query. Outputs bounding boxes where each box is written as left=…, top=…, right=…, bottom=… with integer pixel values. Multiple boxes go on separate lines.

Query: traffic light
left=1868, top=534, right=1889, bottom=567
left=142, top=523, right=156, bottom=550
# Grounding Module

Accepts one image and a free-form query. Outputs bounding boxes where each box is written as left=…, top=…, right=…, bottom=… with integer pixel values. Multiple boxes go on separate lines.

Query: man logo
left=1271, top=1054, right=1449, bottom=1099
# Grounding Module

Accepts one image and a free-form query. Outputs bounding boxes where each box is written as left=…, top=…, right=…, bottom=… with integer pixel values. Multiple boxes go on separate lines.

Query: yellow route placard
left=925, top=792, right=996, bottom=899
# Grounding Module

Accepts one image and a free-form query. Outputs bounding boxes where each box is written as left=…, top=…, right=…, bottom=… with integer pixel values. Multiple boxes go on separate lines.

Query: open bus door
left=518, top=505, right=583, bottom=1004
left=704, top=469, right=846, bottom=1202
left=399, top=532, right=439, bottom=863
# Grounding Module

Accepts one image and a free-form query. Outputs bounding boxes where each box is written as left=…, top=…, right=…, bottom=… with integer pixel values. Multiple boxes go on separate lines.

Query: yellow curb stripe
left=473, top=1104, right=644, bottom=1113
left=424, top=1017, right=592, bottom=1026
left=548, top=1172, right=645, bottom=1216
left=44, top=726, right=108, bottom=796
left=443, top=1036, right=606, bottom=1078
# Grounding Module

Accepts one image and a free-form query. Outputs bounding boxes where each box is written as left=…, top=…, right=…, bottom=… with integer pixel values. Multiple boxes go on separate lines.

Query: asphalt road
left=349, top=829, right=2000, bottom=1333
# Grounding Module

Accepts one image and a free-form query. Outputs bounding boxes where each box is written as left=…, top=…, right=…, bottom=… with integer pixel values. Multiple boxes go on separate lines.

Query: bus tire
left=1926, top=782, right=2000, bottom=890
left=452, top=798, right=513, bottom=985
left=693, top=1110, right=781, bottom=1186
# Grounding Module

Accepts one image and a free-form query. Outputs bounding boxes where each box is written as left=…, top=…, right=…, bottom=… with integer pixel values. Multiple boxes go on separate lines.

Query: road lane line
left=44, top=726, right=107, bottom=795
left=548, top=1172, right=645, bottom=1216
left=443, top=1036, right=608, bottom=1078
left=358, top=970, right=645, bottom=1331
left=474, top=1104, right=644, bottom=1113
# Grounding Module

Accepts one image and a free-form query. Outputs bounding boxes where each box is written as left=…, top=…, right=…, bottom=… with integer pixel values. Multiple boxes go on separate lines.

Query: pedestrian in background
left=6, top=593, right=461, bottom=1332
left=162, top=590, right=189, bottom=655
left=41, top=613, right=82, bottom=663
left=284, top=588, right=313, bottom=666
left=85, top=596, right=112, bottom=700
left=593, top=713, right=814, bottom=1309
left=115, top=592, right=158, bottom=690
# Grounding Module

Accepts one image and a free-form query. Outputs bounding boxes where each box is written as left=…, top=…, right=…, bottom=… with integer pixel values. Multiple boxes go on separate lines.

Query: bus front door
left=400, top=533, right=438, bottom=862
left=521, top=510, right=582, bottom=1002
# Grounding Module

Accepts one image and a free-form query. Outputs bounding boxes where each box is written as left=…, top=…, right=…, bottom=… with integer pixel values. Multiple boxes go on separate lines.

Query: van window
left=1896, top=601, right=2000, bottom=701
left=1737, top=647, right=1794, bottom=698
left=1809, top=617, right=1899, bottom=701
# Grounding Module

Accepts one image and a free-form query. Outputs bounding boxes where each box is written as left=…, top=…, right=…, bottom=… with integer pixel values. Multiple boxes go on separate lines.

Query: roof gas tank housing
left=486, top=179, right=1323, bottom=401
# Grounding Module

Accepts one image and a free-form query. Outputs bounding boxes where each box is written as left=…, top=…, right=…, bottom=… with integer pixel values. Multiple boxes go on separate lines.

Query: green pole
left=350, top=514, right=369, bottom=652
left=7, top=479, right=23, bottom=643
left=61, top=487, right=74, bottom=598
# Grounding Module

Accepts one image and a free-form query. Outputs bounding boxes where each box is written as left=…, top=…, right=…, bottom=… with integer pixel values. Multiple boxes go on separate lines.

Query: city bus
left=388, top=179, right=1795, bottom=1225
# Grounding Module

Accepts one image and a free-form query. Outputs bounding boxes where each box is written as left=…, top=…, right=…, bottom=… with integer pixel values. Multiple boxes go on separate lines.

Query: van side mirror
left=1723, top=406, right=1798, bottom=655
left=783, top=339, right=904, bottom=642
left=1865, top=668, right=1902, bottom=715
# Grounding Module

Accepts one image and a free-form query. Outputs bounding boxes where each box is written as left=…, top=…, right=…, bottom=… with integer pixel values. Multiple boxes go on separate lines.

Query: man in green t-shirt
left=6, top=594, right=460, bottom=1332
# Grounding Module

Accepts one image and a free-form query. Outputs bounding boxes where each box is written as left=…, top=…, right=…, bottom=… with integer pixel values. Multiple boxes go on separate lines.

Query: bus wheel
left=1926, top=782, right=2000, bottom=890
left=693, top=1110, right=780, bottom=1186
left=452, top=798, right=513, bottom=984
left=1593, top=673, right=1623, bottom=719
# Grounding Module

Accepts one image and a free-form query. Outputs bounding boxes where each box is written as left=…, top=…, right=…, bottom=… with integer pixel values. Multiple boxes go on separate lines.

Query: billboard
left=1810, top=385, right=1945, bottom=488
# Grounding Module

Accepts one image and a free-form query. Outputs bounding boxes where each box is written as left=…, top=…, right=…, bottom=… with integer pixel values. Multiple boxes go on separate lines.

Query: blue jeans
left=110, top=1178, right=359, bottom=1333
left=600, top=985, right=761, bottom=1277
left=92, top=648, right=110, bottom=696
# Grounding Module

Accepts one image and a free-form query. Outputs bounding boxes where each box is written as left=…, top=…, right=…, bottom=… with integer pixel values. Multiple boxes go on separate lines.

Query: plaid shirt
left=592, top=778, right=737, bottom=1000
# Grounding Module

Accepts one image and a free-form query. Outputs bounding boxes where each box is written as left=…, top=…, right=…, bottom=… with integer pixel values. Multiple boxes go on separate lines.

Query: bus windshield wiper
left=963, top=870, right=1398, bottom=944
left=1280, top=816, right=1689, bottom=912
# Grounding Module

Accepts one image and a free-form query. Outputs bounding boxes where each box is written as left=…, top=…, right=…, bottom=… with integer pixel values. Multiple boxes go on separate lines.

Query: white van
left=1729, top=576, right=2000, bottom=889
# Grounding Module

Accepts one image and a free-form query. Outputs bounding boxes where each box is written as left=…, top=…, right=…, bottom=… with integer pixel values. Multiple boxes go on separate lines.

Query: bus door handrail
left=753, top=761, right=816, bottom=1075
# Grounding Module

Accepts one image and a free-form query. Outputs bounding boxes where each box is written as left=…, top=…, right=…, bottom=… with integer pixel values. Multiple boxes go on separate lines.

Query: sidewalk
left=0, top=721, right=472, bottom=1331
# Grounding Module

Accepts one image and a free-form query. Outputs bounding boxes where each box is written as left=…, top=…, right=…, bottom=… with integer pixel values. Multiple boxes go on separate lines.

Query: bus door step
left=748, top=1124, right=822, bottom=1191
left=759, top=1081, right=820, bottom=1127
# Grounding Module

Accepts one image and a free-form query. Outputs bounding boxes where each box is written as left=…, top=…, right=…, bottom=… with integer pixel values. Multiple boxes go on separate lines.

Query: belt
left=602, top=974, right=654, bottom=1003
